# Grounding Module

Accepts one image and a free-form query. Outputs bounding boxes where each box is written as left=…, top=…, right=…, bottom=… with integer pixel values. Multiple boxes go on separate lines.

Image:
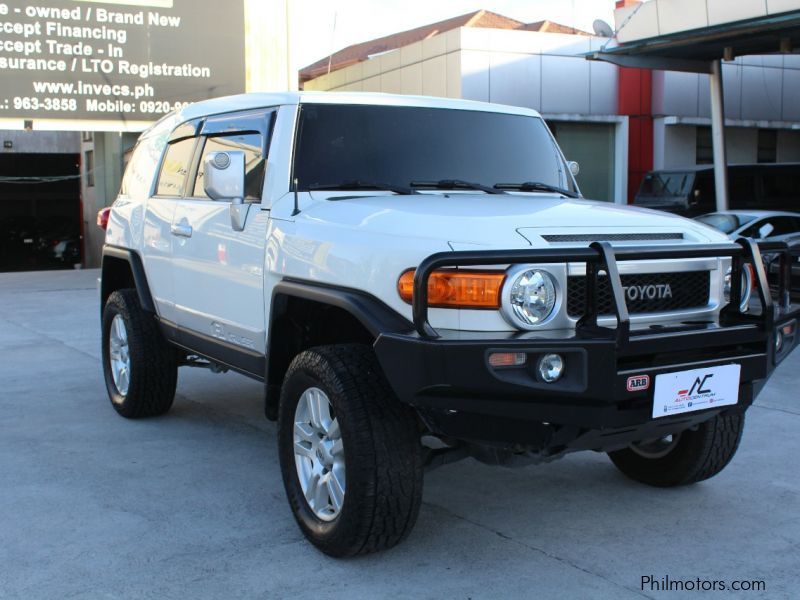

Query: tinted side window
left=764, top=217, right=800, bottom=237
left=156, top=137, right=196, bottom=197
left=742, top=217, right=799, bottom=238
left=193, top=132, right=265, bottom=201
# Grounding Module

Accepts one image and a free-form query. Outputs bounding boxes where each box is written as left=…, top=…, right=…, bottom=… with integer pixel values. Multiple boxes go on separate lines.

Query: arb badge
left=627, top=375, right=650, bottom=392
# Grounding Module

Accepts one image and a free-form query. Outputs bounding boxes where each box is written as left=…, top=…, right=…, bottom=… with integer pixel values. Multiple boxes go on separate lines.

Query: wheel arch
left=101, top=246, right=156, bottom=315
left=264, top=280, right=412, bottom=419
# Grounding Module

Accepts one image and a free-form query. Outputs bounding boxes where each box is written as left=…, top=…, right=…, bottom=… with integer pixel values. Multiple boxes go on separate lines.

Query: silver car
left=695, top=210, right=800, bottom=241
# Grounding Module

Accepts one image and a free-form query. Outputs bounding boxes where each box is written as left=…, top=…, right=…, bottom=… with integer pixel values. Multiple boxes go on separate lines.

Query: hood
left=304, top=192, right=729, bottom=248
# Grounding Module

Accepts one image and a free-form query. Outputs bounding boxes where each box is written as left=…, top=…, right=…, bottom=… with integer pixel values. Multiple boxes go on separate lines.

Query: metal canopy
left=589, top=9, right=800, bottom=211
left=591, top=11, right=800, bottom=71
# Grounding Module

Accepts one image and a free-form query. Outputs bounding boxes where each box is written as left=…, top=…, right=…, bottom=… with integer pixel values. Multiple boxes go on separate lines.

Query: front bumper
left=373, top=239, right=800, bottom=452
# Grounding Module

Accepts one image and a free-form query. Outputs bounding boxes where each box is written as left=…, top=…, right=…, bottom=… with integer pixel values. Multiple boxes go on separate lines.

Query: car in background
left=634, top=163, right=800, bottom=217
left=694, top=210, right=800, bottom=241
left=768, top=234, right=800, bottom=301
left=694, top=211, right=800, bottom=301
left=41, top=220, right=82, bottom=267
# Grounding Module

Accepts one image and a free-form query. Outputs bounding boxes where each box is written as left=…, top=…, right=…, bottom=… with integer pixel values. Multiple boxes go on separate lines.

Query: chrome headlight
left=503, top=268, right=558, bottom=328
left=724, top=265, right=753, bottom=312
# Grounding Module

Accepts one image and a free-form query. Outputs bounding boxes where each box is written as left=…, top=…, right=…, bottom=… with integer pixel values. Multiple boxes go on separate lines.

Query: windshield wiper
left=410, top=179, right=505, bottom=195
left=494, top=181, right=579, bottom=198
left=306, top=180, right=417, bottom=195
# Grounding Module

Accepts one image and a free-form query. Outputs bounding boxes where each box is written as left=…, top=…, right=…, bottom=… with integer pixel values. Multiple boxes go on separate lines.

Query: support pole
left=709, top=59, right=729, bottom=212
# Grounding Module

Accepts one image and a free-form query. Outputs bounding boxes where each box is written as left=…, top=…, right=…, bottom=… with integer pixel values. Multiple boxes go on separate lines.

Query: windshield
left=639, top=172, right=694, bottom=197
left=293, top=104, right=574, bottom=194
left=695, top=212, right=757, bottom=234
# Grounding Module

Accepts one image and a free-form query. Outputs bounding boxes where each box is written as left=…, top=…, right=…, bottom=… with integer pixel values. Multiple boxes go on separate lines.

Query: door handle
left=170, top=223, right=193, bottom=238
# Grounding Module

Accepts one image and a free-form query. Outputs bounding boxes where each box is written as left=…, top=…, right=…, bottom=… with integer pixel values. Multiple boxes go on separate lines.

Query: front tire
left=102, top=289, right=178, bottom=418
left=278, top=344, right=423, bottom=557
left=608, top=412, right=745, bottom=487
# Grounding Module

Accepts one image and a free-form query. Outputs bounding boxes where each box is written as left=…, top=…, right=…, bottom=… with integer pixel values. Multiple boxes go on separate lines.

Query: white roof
left=176, top=91, right=543, bottom=122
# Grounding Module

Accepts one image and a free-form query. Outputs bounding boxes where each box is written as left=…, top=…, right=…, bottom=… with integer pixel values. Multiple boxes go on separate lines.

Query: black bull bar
left=411, top=238, right=799, bottom=342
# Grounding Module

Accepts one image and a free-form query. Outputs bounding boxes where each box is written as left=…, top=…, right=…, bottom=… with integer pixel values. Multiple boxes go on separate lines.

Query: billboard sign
left=0, top=0, right=246, bottom=126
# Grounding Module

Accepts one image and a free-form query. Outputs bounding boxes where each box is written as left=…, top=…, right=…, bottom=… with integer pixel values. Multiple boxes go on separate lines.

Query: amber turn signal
left=397, top=269, right=505, bottom=309
left=488, top=352, right=527, bottom=367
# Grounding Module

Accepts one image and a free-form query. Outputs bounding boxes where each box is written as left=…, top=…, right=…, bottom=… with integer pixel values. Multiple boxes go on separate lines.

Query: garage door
left=0, top=153, right=81, bottom=272
left=549, top=122, right=616, bottom=203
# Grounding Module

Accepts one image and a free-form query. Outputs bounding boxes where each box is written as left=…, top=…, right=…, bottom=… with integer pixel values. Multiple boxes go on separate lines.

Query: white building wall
left=653, top=54, right=800, bottom=169
left=244, top=0, right=295, bottom=92
left=726, top=128, right=759, bottom=163
left=654, top=56, right=800, bottom=123
left=615, top=0, right=800, bottom=43
left=304, top=28, right=620, bottom=115
left=656, top=122, right=800, bottom=170
left=79, top=131, right=139, bottom=268
left=456, top=29, right=618, bottom=114
left=653, top=118, right=697, bottom=168
left=304, top=28, right=463, bottom=97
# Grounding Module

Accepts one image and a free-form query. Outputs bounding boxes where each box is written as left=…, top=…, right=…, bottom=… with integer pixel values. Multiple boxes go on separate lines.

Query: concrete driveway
left=1, top=270, right=798, bottom=599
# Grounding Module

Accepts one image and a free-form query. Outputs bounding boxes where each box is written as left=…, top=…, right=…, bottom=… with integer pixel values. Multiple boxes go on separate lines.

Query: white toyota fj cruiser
left=99, top=92, right=800, bottom=556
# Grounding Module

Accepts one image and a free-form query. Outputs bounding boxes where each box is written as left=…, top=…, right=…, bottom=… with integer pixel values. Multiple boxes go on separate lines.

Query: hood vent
left=542, top=233, right=684, bottom=243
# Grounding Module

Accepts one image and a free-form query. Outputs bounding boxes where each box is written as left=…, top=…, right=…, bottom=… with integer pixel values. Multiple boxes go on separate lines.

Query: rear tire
left=102, top=289, right=178, bottom=418
left=278, top=344, right=423, bottom=556
left=608, top=412, right=745, bottom=487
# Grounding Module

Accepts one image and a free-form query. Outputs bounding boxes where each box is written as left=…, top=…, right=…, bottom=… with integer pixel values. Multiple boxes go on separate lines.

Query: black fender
left=270, top=279, right=413, bottom=340
left=101, top=245, right=156, bottom=314
left=263, top=279, right=413, bottom=419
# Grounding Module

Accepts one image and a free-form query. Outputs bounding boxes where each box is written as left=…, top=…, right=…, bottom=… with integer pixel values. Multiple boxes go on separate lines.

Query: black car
left=634, top=163, right=800, bottom=217
left=768, top=235, right=800, bottom=301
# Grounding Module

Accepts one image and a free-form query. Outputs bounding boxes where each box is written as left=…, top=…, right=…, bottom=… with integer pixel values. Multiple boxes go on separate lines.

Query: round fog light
left=538, top=353, right=564, bottom=383
left=775, top=330, right=783, bottom=353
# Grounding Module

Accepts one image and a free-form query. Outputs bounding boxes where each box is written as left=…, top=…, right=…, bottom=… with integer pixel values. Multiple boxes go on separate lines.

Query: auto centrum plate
left=652, top=364, right=741, bottom=419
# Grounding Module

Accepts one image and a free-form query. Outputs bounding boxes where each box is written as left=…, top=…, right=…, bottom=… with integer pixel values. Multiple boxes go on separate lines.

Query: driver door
left=170, top=109, right=276, bottom=375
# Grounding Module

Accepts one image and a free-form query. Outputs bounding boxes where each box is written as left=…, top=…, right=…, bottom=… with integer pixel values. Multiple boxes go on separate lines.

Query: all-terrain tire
left=102, top=289, right=178, bottom=418
left=278, top=344, right=423, bottom=557
left=608, top=412, right=745, bottom=487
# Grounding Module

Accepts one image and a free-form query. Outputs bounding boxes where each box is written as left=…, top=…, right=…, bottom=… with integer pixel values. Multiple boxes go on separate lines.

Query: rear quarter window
left=156, top=137, right=196, bottom=197
left=120, top=134, right=169, bottom=198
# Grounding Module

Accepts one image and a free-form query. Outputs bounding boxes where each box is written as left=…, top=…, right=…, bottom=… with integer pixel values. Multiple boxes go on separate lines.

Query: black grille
left=543, top=233, right=683, bottom=242
left=567, top=271, right=710, bottom=317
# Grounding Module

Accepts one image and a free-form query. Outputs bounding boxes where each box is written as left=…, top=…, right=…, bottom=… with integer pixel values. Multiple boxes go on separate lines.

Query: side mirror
left=203, top=150, right=248, bottom=231
left=568, top=161, right=580, bottom=177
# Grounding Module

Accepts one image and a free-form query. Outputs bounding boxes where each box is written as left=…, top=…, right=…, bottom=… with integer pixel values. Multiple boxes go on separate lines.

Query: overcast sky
left=291, top=0, right=618, bottom=70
